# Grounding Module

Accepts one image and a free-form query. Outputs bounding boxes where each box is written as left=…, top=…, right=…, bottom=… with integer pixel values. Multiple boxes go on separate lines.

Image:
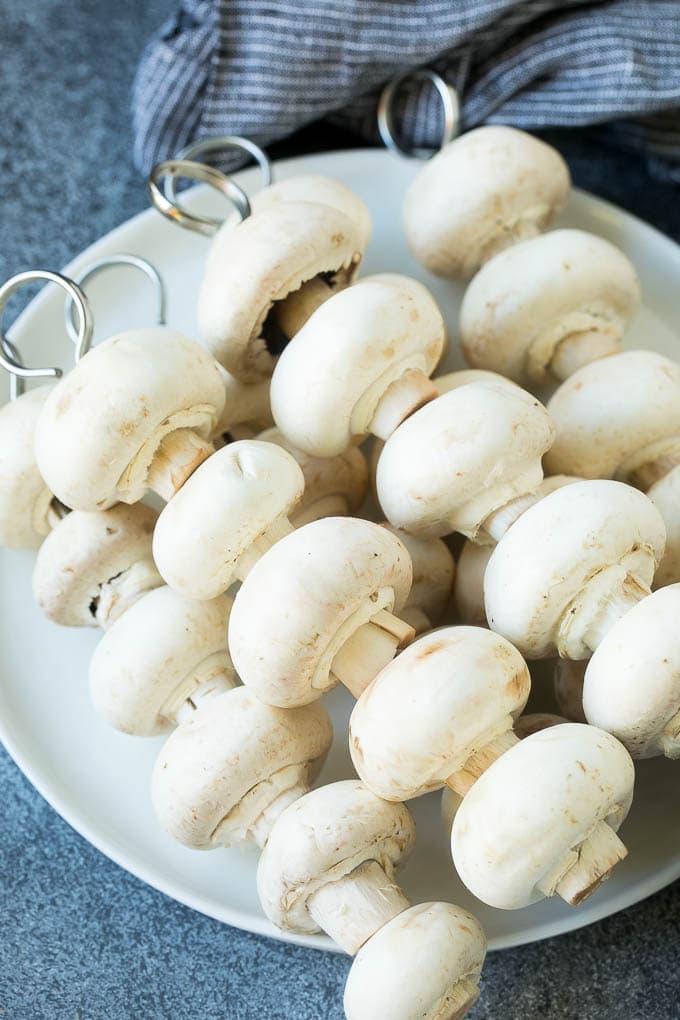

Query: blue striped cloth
left=132, top=0, right=680, bottom=180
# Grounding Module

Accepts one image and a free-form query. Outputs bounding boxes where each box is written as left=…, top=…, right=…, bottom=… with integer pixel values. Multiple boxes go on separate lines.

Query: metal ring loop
left=166, top=136, right=272, bottom=235
left=378, top=69, right=460, bottom=159
left=148, top=158, right=251, bottom=237
left=1, top=335, right=24, bottom=402
left=64, top=254, right=167, bottom=344
left=0, top=270, right=94, bottom=400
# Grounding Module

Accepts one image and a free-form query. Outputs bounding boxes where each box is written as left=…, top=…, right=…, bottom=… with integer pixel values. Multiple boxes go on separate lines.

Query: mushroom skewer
left=546, top=349, right=680, bottom=586
left=229, top=517, right=415, bottom=708
left=270, top=274, right=446, bottom=458
left=459, top=229, right=640, bottom=387
left=258, top=781, right=487, bottom=1020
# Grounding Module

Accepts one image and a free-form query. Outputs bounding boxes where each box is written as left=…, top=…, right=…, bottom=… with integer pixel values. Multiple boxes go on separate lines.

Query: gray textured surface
left=1, top=2, right=679, bottom=1018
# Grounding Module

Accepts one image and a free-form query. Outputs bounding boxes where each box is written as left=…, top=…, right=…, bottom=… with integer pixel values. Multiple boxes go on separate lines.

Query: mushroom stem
left=433, top=978, right=481, bottom=1020
left=308, top=859, right=410, bottom=955
left=330, top=611, right=415, bottom=700
left=273, top=277, right=333, bottom=339
left=370, top=369, right=438, bottom=442
left=549, top=325, right=620, bottom=382
left=95, top=556, right=163, bottom=628
left=537, top=819, right=627, bottom=906
left=166, top=651, right=240, bottom=726
left=480, top=490, right=539, bottom=543
left=660, top=708, right=680, bottom=759
left=446, top=728, right=520, bottom=797
left=627, top=450, right=680, bottom=492
left=291, top=493, right=349, bottom=528
left=581, top=576, right=650, bottom=654
left=234, top=516, right=295, bottom=581
left=147, top=429, right=214, bottom=502
left=249, top=779, right=312, bottom=849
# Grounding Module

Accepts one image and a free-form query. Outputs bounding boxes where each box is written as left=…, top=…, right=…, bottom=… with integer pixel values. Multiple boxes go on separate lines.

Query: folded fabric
left=132, top=0, right=680, bottom=179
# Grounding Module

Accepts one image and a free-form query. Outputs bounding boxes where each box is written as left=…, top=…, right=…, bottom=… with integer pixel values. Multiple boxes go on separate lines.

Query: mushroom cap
left=256, top=779, right=416, bottom=935
left=403, top=125, right=570, bottom=279
left=380, top=523, right=455, bottom=626
left=485, top=480, right=666, bottom=658
left=376, top=381, right=554, bottom=539
left=452, top=723, right=635, bottom=909
left=344, top=902, right=486, bottom=1020
left=32, top=503, right=159, bottom=627
left=648, top=467, right=680, bottom=587
left=152, top=686, right=332, bottom=849
left=35, top=328, right=225, bottom=511
left=583, top=584, right=680, bottom=758
left=270, top=274, right=446, bottom=457
left=247, top=175, right=372, bottom=250
left=349, top=626, right=530, bottom=801
left=545, top=350, right=680, bottom=480
left=152, top=440, right=304, bottom=600
left=214, top=366, right=273, bottom=439
left=229, top=517, right=412, bottom=707
left=453, top=541, right=493, bottom=627
left=259, top=426, right=368, bottom=525
left=0, top=386, right=54, bottom=549
left=460, top=229, right=640, bottom=386
left=198, top=201, right=365, bottom=382
left=89, top=586, right=232, bottom=736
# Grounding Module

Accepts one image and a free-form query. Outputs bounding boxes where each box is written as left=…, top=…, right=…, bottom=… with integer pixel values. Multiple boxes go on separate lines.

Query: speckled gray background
left=1, top=2, right=679, bottom=1018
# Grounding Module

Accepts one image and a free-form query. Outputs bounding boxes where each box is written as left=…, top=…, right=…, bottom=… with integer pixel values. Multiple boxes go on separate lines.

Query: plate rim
left=3, top=145, right=680, bottom=953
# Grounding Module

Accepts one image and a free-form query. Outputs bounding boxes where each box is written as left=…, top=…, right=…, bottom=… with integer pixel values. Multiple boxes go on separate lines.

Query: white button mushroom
left=258, top=426, right=368, bottom=526
left=229, top=517, right=414, bottom=707
left=35, top=328, right=226, bottom=511
left=376, top=380, right=555, bottom=540
left=343, top=901, right=486, bottom=1020
left=32, top=503, right=161, bottom=628
left=485, top=480, right=666, bottom=659
left=545, top=350, right=680, bottom=586
left=452, top=723, right=634, bottom=908
left=257, top=781, right=415, bottom=951
left=152, top=686, right=332, bottom=849
left=0, top=386, right=59, bottom=548
left=152, top=439, right=304, bottom=600
left=349, top=627, right=530, bottom=802
left=89, top=586, right=235, bottom=735
left=403, top=125, right=570, bottom=279
left=460, top=230, right=640, bottom=386
left=583, top=583, right=680, bottom=759
left=270, top=275, right=446, bottom=457
left=198, top=200, right=368, bottom=382
left=380, top=523, right=455, bottom=633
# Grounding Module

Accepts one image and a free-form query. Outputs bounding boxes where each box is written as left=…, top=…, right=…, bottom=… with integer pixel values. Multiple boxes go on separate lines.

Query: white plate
left=2, top=148, right=680, bottom=953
